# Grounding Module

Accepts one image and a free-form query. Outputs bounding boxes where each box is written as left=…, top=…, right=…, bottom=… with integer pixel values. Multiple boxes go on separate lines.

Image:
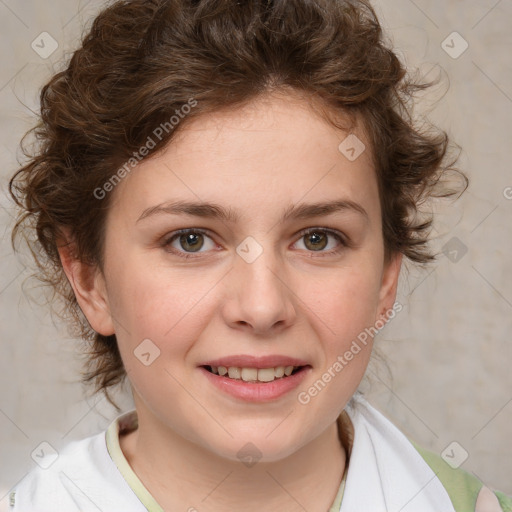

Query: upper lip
left=200, top=355, right=310, bottom=368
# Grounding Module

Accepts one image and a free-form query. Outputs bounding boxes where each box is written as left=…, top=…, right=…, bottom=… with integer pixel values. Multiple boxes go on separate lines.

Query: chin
left=207, top=432, right=304, bottom=466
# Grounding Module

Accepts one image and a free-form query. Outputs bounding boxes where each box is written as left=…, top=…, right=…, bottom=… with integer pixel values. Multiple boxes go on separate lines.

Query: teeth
left=228, top=367, right=241, bottom=379
left=208, top=365, right=302, bottom=382
left=241, top=368, right=258, bottom=382
left=257, top=368, right=276, bottom=382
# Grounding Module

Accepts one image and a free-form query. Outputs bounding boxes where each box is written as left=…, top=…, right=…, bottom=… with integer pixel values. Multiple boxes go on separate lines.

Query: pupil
left=307, top=232, right=327, bottom=251
left=181, top=233, right=203, bottom=252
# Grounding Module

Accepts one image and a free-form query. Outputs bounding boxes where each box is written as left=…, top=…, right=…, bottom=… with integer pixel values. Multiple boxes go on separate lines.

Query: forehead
left=109, top=91, right=379, bottom=226
left=168, top=91, right=362, bottom=161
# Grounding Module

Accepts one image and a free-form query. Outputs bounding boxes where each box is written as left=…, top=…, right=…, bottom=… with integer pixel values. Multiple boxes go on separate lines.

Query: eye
left=162, top=228, right=217, bottom=258
left=293, top=228, right=347, bottom=256
left=161, top=227, right=348, bottom=259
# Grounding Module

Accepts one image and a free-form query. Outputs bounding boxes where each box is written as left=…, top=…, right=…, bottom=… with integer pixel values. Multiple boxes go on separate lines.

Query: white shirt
left=7, top=394, right=464, bottom=511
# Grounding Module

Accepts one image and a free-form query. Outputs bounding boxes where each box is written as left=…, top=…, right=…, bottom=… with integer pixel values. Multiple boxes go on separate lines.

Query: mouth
left=199, top=358, right=312, bottom=401
left=201, top=364, right=308, bottom=383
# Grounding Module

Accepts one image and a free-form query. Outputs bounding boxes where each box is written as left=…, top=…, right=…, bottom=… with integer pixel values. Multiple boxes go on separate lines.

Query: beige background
left=1, top=0, right=511, bottom=507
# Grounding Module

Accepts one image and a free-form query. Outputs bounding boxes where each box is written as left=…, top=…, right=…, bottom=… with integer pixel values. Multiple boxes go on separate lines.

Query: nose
left=222, top=244, right=297, bottom=336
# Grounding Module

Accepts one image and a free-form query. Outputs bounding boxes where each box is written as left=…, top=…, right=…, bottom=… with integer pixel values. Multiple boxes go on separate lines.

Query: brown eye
left=303, top=231, right=329, bottom=251
left=162, top=228, right=216, bottom=258
left=294, top=228, right=347, bottom=256
left=162, top=227, right=347, bottom=260
left=178, top=232, right=204, bottom=252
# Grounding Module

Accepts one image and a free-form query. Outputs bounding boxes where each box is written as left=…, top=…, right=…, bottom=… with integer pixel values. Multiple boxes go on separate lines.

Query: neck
left=119, top=410, right=351, bottom=512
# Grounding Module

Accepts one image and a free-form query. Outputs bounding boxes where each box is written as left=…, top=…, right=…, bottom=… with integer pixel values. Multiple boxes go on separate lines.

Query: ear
left=57, top=229, right=115, bottom=336
left=375, top=251, right=403, bottom=324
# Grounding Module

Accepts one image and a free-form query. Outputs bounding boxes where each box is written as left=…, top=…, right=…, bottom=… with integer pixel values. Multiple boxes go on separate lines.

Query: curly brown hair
left=9, top=0, right=467, bottom=408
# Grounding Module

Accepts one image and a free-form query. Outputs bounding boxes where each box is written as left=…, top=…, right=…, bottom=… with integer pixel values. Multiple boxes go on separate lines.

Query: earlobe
left=57, top=233, right=115, bottom=336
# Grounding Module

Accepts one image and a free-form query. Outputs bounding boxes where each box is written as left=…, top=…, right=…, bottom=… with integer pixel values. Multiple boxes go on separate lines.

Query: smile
left=200, top=364, right=311, bottom=402
left=204, top=365, right=303, bottom=382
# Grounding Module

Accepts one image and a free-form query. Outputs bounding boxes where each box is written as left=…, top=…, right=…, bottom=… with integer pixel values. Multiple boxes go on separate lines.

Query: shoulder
left=411, top=441, right=512, bottom=512
left=9, top=429, right=145, bottom=512
left=344, top=394, right=512, bottom=512
left=9, top=433, right=103, bottom=512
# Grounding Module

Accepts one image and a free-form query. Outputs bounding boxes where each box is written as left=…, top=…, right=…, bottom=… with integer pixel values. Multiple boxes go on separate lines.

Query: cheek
left=106, top=258, right=218, bottom=351
left=306, top=264, right=383, bottom=343
left=294, top=269, right=380, bottom=423
left=108, top=267, right=217, bottom=402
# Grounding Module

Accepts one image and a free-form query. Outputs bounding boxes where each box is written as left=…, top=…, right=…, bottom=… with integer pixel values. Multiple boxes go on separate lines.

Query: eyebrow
left=136, top=199, right=369, bottom=224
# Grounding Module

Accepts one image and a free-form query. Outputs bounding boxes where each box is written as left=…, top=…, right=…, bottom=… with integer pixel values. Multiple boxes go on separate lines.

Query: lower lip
left=199, top=366, right=311, bottom=402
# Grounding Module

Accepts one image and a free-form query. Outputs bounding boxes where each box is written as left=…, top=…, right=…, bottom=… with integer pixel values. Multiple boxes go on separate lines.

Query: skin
left=59, top=90, right=402, bottom=512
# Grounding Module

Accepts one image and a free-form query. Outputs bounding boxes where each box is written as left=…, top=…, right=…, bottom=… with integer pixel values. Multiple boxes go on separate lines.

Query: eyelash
left=161, top=227, right=348, bottom=260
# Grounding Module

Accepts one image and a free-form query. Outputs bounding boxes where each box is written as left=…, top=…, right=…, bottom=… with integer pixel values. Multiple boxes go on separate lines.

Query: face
left=67, top=91, right=401, bottom=462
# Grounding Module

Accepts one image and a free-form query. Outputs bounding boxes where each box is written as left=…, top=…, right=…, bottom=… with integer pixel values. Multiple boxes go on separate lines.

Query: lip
left=199, top=365, right=312, bottom=402
left=199, top=354, right=310, bottom=368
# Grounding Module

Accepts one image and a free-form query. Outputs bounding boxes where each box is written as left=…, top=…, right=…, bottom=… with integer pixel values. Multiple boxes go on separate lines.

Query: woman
left=8, top=0, right=511, bottom=510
